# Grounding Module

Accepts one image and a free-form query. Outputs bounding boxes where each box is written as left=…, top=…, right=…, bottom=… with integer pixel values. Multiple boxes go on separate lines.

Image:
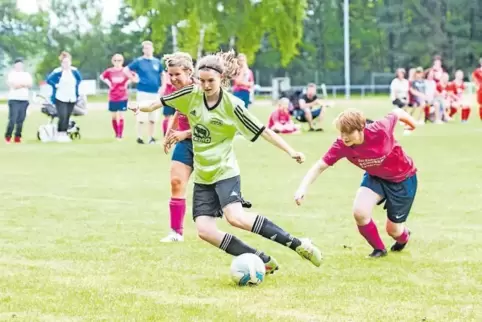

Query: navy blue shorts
left=233, top=90, right=251, bottom=108
left=109, top=100, right=127, bottom=112
left=361, top=173, right=418, bottom=223
left=292, top=108, right=322, bottom=122
left=163, top=105, right=176, bottom=116
left=172, top=139, right=193, bottom=167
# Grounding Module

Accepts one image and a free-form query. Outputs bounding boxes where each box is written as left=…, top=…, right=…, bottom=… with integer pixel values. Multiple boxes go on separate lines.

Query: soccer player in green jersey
left=130, top=50, right=322, bottom=273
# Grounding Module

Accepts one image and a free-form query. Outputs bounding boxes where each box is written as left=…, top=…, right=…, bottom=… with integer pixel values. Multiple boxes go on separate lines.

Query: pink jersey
left=322, top=113, right=417, bottom=183
left=101, top=68, right=130, bottom=102
left=268, top=109, right=291, bottom=129
left=232, top=68, right=254, bottom=92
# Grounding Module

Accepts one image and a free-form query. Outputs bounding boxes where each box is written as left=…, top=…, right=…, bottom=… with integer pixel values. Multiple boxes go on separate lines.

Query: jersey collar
left=203, top=88, right=223, bottom=111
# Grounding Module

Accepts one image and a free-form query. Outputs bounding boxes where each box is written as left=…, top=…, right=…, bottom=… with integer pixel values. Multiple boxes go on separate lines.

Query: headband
left=198, top=65, right=222, bottom=74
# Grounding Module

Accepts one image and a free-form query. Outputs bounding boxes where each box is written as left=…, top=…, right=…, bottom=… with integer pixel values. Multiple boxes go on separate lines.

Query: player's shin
left=219, top=233, right=271, bottom=264
left=356, top=218, right=386, bottom=251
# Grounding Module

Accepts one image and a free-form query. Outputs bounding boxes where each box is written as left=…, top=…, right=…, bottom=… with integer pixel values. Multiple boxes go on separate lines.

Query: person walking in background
left=100, top=53, right=136, bottom=140
left=232, top=53, right=254, bottom=108
left=4, top=58, right=33, bottom=144
left=124, top=40, right=166, bottom=144
left=46, top=51, right=82, bottom=143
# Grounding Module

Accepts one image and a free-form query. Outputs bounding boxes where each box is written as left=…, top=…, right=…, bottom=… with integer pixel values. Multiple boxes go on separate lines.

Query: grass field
left=0, top=98, right=481, bottom=321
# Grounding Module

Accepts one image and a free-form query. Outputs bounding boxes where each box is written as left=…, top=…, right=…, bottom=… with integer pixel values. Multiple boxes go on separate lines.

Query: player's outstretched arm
left=294, top=159, right=330, bottom=206
left=128, top=100, right=163, bottom=114
left=260, top=128, right=305, bottom=164
left=392, top=108, right=416, bottom=130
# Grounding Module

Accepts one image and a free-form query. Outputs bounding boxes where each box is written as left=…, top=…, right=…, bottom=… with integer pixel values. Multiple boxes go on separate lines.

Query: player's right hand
left=128, top=103, right=139, bottom=114
left=294, top=188, right=305, bottom=206
left=290, top=151, right=305, bottom=164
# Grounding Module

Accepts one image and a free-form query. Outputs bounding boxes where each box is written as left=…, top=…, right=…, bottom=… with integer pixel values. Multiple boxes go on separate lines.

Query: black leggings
left=55, top=99, right=75, bottom=132
left=5, top=100, right=29, bottom=138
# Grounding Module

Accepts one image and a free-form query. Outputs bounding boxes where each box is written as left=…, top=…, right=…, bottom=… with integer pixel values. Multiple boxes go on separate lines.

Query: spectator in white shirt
left=46, top=51, right=82, bottom=142
left=390, top=68, right=409, bottom=109
left=5, top=58, right=33, bottom=144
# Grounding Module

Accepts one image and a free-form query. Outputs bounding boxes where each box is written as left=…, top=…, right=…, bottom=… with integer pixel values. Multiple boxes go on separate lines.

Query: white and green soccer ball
left=230, top=253, right=265, bottom=286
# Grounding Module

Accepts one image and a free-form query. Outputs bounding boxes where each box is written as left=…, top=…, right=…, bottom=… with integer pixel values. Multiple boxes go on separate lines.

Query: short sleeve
left=160, top=84, right=196, bottom=115
left=128, top=59, right=139, bottom=72
left=233, top=104, right=265, bottom=142
left=322, top=139, right=346, bottom=166
left=101, top=69, right=110, bottom=79
left=373, top=112, right=397, bottom=135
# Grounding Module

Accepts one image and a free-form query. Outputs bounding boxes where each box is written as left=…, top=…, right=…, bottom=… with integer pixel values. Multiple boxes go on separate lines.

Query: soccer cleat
left=368, top=249, right=388, bottom=258
left=160, top=231, right=184, bottom=243
left=14, top=136, right=21, bottom=143
left=295, top=238, right=322, bottom=267
left=5, top=137, right=11, bottom=144
left=148, top=138, right=156, bottom=144
left=137, top=138, right=144, bottom=144
left=264, top=256, right=279, bottom=275
left=391, top=231, right=411, bottom=252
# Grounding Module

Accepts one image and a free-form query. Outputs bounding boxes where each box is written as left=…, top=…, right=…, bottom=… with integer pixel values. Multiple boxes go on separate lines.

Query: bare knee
left=224, top=203, right=249, bottom=229
left=225, top=210, right=243, bottom=228
left=196, top=221, right=216, bottom=242
left=386, top=221, right=403, bottom=237
left=170, top=176, right=186, bottom=195
left=353, top=206, right=371, bottom=225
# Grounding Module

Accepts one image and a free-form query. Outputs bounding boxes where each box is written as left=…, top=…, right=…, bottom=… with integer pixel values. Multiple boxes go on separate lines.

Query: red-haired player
left=294, top=108, right=417, bottom=258
left=448, top=70, right=471, bottom=123
left=471, top=58, right=482, bottom=121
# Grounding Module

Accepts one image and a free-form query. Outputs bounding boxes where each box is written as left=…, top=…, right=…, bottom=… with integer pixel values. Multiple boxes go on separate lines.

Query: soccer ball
left=230, top=253, right=266, bottom=286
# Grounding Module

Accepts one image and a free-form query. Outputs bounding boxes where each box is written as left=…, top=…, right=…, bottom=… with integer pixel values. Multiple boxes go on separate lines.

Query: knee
left=170, top=176, right=185, bottom=195
left=224, top=208, right=244, bottom=228
left=197, top=223, right=216, bottom=242
left=353, top=206, right=371, bottom=225
left=385, top=221, right=402, bottom=237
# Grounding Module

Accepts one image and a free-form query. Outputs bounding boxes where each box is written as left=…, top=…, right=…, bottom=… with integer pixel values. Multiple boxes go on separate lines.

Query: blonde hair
left=278, top=97, right=290, bottom=108
left=163, top=52, right=194, bottom=74
left=59, top=51, right=71, bottom=61
left=196, top=50, right=240, bottom=87
left=334, top=108, right=366, bottom=134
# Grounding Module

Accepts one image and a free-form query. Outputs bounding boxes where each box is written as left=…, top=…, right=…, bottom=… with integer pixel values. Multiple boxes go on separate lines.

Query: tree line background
left=1, top=0, right=482, bottom=89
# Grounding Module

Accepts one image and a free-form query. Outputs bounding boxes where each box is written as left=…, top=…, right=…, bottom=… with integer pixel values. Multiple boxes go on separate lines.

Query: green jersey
left=161, top=85, right=265, bottom=184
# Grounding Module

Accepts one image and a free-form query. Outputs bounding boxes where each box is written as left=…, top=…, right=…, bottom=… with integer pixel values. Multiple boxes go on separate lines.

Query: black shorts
left=192, top=176, right=243, bottom=221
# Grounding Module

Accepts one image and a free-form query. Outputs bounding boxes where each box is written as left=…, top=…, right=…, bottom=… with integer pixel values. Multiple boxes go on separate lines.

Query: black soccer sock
left=251, top=215, right=302, bottom=251
left=219, top=234, right=270, bottom=263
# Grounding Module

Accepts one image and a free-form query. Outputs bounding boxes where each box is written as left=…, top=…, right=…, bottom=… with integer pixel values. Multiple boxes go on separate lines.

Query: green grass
left=0, top=99, right=481, bottom=321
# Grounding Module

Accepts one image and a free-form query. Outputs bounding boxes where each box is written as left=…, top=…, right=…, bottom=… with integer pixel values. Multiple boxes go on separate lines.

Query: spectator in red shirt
left=268, top=98, right=301, bottom=134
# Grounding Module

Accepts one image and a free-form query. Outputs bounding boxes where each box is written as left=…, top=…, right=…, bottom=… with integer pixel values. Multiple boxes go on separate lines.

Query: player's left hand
left=290, top=151, right=305, bottom=164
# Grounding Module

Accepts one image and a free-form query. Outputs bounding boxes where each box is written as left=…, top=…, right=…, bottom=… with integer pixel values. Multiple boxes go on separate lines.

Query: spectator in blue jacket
left=46, top=51, right=82, bottom=142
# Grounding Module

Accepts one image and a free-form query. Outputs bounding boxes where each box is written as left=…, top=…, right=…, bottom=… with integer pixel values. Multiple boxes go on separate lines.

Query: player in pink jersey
left=100, top=54, right=136, bottom=139
left=159, top=52, right=252, bottom=243
left=294, top=108, right=418, bottom=258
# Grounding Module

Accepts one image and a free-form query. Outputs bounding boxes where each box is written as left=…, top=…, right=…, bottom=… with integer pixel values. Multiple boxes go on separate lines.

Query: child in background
left=268, top=98, right=301, bottom=134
